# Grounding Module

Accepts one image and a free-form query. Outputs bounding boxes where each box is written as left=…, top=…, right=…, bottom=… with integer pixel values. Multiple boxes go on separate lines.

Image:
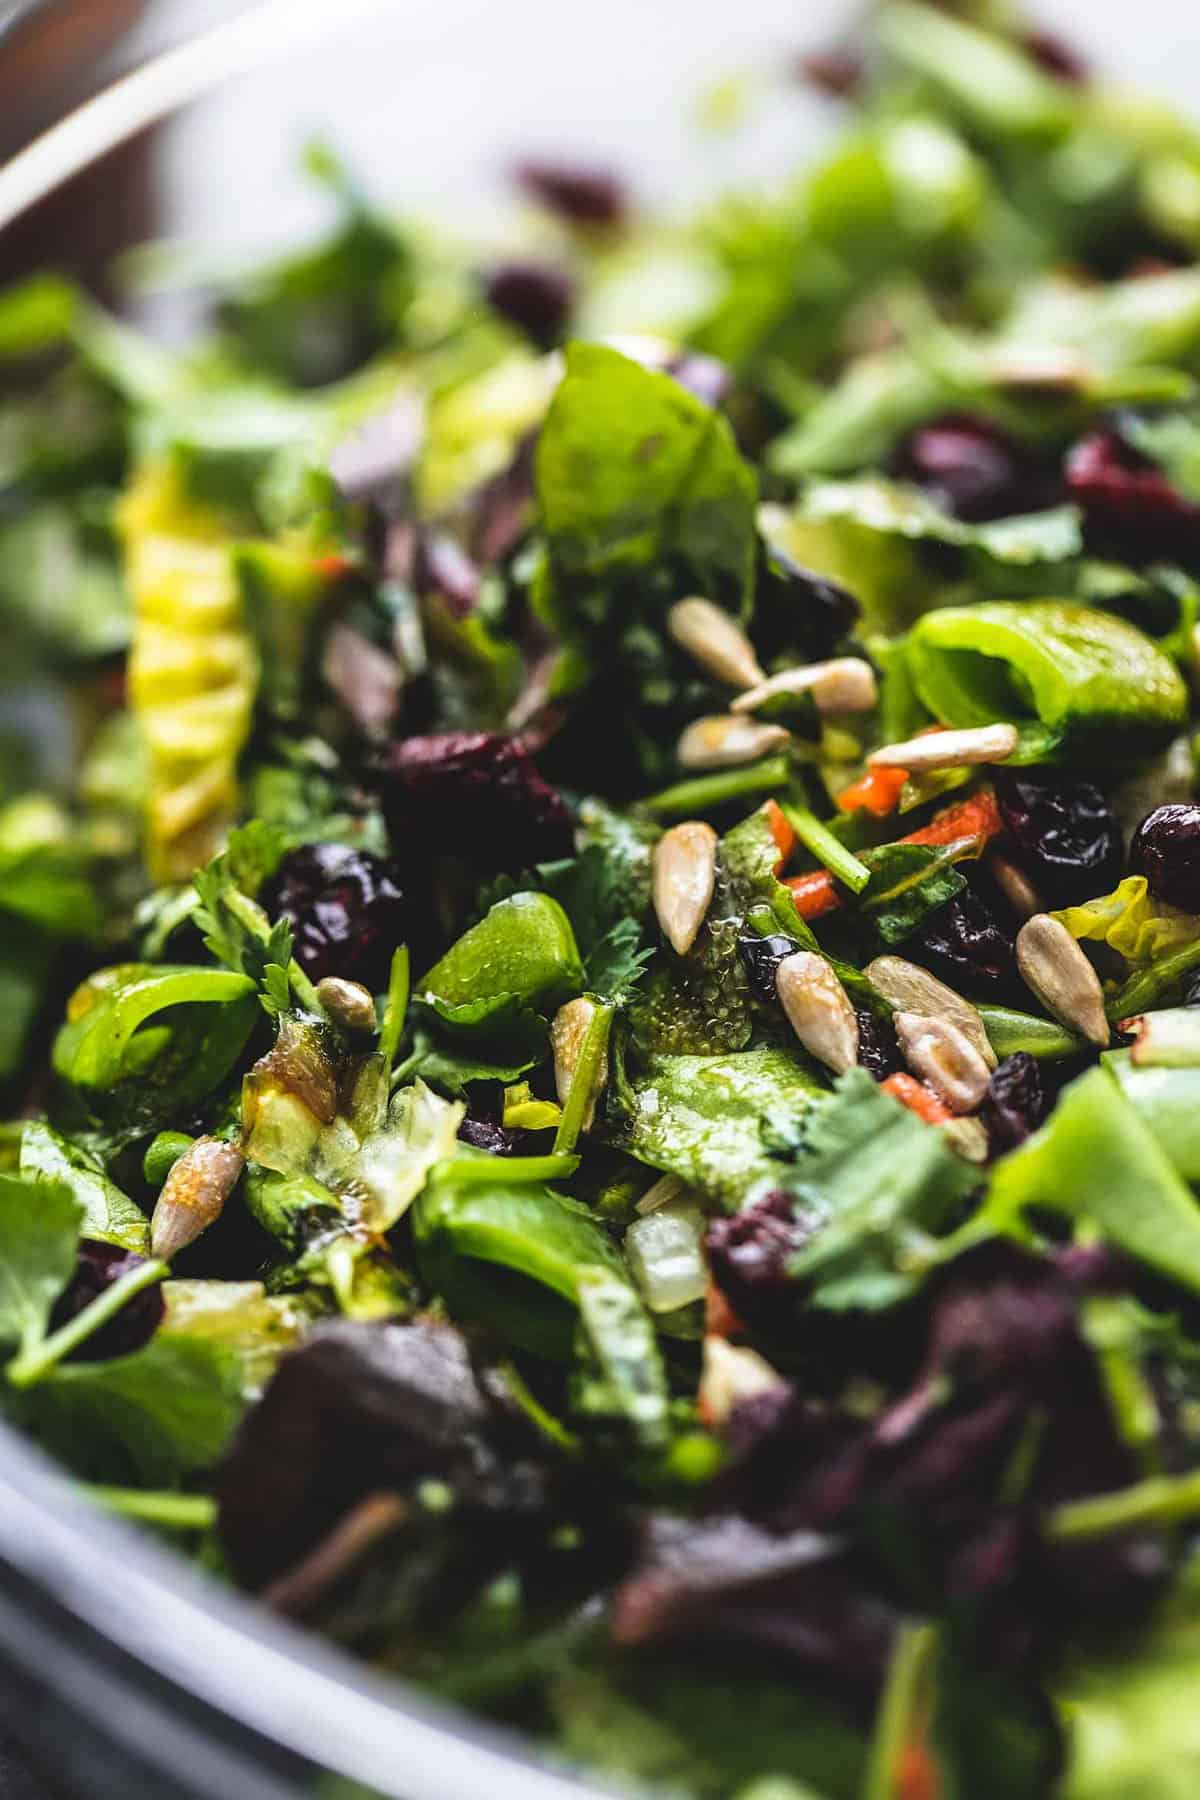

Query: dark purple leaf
left=217, top=1319, right=542, bottom=1587
left=48, top=1240, right=163, bottom=1363
left=264, top=843, right=407, bottom=989
left=705, top=1191, right=815, bottom=1334
left=322, top=621, right=401, bottom=739
left=610, top=1513, right=896, bottom=1693
left=328, top=392, right=425, bottom=507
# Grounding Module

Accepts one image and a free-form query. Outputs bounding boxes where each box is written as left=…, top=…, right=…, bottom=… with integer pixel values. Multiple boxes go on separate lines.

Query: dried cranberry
left=377, top=731, right=573, bottom=876
left=1022, top=30, right=1088, bottom=83
left=706, top=1191, right=813, bottom=1331
left=736, top=932, right=795, bottom=1004
left=892, top=414, right=1058, bottom=522
left=994, top=772, right=1123, bottom=909
left=412, top=531, right=481, bottom=619
left=979, top=1053, right=1047, bottom=1157
left=1130, top=804, right=1200, bottom=912
left=795, top=47, right=864, bottom=98
left=482, top=260, right=574, bottom=346
left=908, top=888, right=1017, bottom=996
left=48, top=1240, right=164, bottom=1362
left=514, top=159, right=627, bottom=228
left=754, top=540, right=859, bottom=664
left=856, top=1008, right=902, bottom=1080
left=1066, top=430, right=1200, bottom=560
left=264, top=844, right=407, bottom=989
left=456, top=1115, right=534, bottom=1156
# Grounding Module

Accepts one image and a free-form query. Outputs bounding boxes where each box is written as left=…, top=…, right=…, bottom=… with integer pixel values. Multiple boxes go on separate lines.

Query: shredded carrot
left=896, top=1742, right=942, bottom=1800
left=881, top=1073, right=953, bottom=1125
left=705, top=1281, right=745, bottom=1341
left=765, top=798, right=796, bottom=870
left=314, top=552, right=353, bottom=581
left=836, top=765, right=908, bottom=818
left=786, top=868, right=841, bottom=920
left=901, top=788, right=1003, bottom=850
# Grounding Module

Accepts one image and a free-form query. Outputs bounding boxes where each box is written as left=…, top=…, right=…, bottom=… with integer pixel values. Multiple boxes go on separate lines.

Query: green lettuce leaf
left=19, top=1123, right=150, bottom=1255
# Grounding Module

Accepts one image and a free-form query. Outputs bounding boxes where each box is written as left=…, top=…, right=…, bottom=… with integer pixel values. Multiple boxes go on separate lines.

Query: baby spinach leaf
left=612, top=1047, right=825, bottom=1203
left=17, top=1333, right=244, bottom=1484
left=0, top=1175, right=80, bottom=1360
left=19, top=1122, right=150, bottom=1255
left=536, top=341, right=758, bottom=624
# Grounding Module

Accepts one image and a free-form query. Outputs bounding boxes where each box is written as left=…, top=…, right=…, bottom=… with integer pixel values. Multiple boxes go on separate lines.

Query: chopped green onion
left=780, top=802, right=870, bottom=894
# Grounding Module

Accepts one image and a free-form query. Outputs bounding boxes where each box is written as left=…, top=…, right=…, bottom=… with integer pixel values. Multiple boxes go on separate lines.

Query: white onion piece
left=625, top=1207, right=708, bottom=1313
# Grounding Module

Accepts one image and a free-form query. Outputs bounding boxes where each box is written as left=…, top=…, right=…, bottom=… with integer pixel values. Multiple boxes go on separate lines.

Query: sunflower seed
left=731, top=657, right=878, bottom=717
left=988, top=851, right=1042, bottom=922
left=668, top=597, right=765, bottom=689
left=865, top=955, right=996, bottom=1069
left=676, top=715, right=791, bottom=770
left=316, top=976, right=377, bottom=1033
left=939, top=1116, right=990, bottom=1163
left=151, top=1136, right=245, bottom=1261
left=868, top=723, right=1019, bottom=773
left=893, top=1012, right=991, bottom=1114
left=699, top=1336, right=784, bottom=1426
left=775, top=951, right=859, bottom=1073
left=1016, top=913, right=1110, bottom=1048
left=551, top=996, right=609, bottom=1131
left=653, top=820, right=718, bottom=955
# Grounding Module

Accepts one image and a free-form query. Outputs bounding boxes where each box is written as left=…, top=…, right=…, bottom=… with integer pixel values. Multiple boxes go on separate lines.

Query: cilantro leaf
left=855, top=841, right=968, bottom=946
left=17, top=1334, right=245, bottom=1484
left=782, top=1069, right=979, bottom=1310
left=20, top=1122, right=150, bottom=1255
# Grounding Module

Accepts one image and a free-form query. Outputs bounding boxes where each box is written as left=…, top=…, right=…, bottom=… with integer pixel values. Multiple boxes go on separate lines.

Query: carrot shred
left=786, top=868, right=842, bottom=920
left=705, top=1281, right=745, bottom=1341
left=765, top=798, right=796, bottom=870
left=881, top=1073, right=953, bottom=1125
left=901, top=788, right=1003, bottom=850
left=896, top=1742, right=942, bottom=1800
left=837, top=765, right=908, bottom=817
left=314, top=552, right=353, bottom=581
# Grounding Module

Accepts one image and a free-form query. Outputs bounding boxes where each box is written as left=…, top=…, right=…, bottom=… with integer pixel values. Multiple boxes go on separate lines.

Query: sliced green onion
left=435, top=1153, right=581, bottom=1187
left=781, top=802, right=870, bottom=894
left=7, top=1257, right=170, bottom=1389
left=640, top=755, right=792, bottom=819
left=80, top=1486, right=218, bottom=1531
left=1048, top=1468, right=1200, bottom=1542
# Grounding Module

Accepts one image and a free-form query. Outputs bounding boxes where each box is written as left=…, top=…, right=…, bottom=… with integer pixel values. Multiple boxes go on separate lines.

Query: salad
left=6, top=4, right=1200, bottom=1793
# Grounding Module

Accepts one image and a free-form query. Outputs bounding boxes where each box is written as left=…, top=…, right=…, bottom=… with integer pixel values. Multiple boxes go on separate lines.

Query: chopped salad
left=7, top=6, right=1200, bottom=1794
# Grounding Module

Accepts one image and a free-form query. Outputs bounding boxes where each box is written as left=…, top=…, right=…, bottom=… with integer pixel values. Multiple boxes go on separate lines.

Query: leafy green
left=191, top=822, right=293, bottom=983
left=0, top=795, right=101, bottom=938
left=783, top=1070, right=979, bottom=1311
left=0, top=920, right=52, bottom=1082
left=415, top=1163, right=630, bottom=1357
left=983, top=1065, right=1200, bottom=1293
left=17, top=1334, right=244, bottom=1484
left=0, top=1176, right=80, bottom=1359
left=536, top=341, right=758, bottom=627
left=19, top=1122, right=150, bottom=1254
left=855, top=841, right=968, bottom=947
left=1055, top=1554, right=1200, bottom=1799
left=1104, top=1052, right=1200, bottom=1182
left=571, top=1265, right=670, bottom=1451
left=1054, top=875, right=1200, bottom=974
left=907, top=600, right=1187, bottom=763
left=419, top=892, right=583, bottom=1012
left=53, top=964, right=258, bottom=1122
left=611, top=1047, right=824, bottom=1203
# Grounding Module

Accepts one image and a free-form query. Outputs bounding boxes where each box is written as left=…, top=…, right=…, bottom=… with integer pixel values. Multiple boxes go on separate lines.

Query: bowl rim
left=0, top=8, right=613, bottom=1795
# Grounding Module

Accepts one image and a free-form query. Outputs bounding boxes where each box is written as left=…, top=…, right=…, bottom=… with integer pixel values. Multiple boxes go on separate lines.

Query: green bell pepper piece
left=906, top=601, right=1187, bottom=763
left=1104, top=1050, right=1200, bottom=1183
left=419, top=892, right=583, bottom=1012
